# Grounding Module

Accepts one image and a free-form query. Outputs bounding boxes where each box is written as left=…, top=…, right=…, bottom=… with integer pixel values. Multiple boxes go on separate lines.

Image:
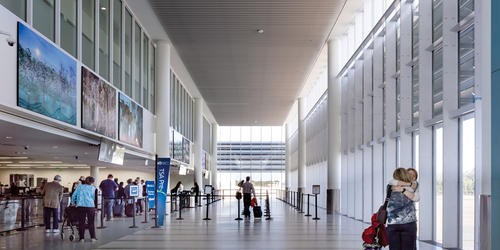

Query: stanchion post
left=177, top=194, right=184, bottom=220
left=203, top=194, right=211, bottom=220
left=20, top=198, right=26, bottom=230
left=312, top=194, right=320, bottom=220
left=235, top=198, right=243, bottom=221
left=305, top=194, right=312, bottom=216
left=142, top=198, right=148, bottom=223
left=299, top=193, right=304, bottom=213
left=97, top=197, right=106, bottom=229
left=130, top=197, right=138, bottom=228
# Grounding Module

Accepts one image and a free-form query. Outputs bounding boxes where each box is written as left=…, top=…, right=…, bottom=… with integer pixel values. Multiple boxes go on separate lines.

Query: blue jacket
left=71, top=184, right=96, bottom=208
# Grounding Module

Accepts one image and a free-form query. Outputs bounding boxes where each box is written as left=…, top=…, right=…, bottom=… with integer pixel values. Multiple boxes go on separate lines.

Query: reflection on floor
left=0, top=198, right=443, bottom=250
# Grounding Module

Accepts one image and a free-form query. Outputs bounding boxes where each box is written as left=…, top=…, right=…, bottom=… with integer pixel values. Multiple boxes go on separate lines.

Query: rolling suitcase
left=113, top=201, right=124, bottom=217
left=125, top=203, right=134, bottom=217
left=253, top=206, right=262, bottom=218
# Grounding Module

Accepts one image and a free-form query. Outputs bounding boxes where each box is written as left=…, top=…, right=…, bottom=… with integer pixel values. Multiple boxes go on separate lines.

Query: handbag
left=235, top=191, right=242, bottom=200
left=376, top=185, right=392, bottom=225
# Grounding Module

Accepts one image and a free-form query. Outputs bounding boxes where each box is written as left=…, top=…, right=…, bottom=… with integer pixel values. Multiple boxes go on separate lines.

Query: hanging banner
left=156, top=157, right=170, bottom=226
left=146, top=180, right=155, bottom=209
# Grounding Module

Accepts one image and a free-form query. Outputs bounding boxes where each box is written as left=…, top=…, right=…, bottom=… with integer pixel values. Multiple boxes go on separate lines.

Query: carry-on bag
left=253, top=206, right=262, bottom=218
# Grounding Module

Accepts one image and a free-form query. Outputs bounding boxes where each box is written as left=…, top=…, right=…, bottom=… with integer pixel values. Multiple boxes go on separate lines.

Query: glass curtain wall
left=217, top=126, right=285, bottom=197
left=0, top=0, right=26, bottom=20
left=460, top=116, right=475, bottom=249
left=134, top=22, right=141, bottom=103
left=143, top=36, right=149, bottom=110
left=99, top=0, right=110, bottom=80
left=170, top=71, right=194, bottom=141
left=434, top=125, right=443, bottom=243
left=411, top=0, right=419, bottom=126
left=33, top=0, right=55, bottom=41
left=112, top=0, right=122, bottom=89
left=432, top=0, right=443, bottom=117
left=60, top=0, right=77, bottom=57
left=82, top=0, right=95, bottom=69
left=124, top=9, right=132, bottom=96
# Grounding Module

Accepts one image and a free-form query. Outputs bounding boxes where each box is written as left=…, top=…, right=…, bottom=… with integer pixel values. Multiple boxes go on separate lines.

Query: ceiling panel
left=149, top=0, right=345, bottom=125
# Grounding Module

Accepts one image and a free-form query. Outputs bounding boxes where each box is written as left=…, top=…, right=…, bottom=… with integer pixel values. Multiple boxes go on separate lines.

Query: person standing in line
left=99, top=174, right=118, bottom=221
left=136, top=178, right=144, bottom=214
left=241, top=176, right=256, bottom=218
left=71, top=176, right=97, bottom=242
left=386, top=168, right=417, bottom=250
left=193, top=182, right=200, bottom=205
left=42, top=175, right=63, bottom=233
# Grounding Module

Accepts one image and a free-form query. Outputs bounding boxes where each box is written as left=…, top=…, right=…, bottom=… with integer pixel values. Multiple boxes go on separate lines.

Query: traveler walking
left=42, top=175, right=63, bottom=233
left=241, top=176, right=256, bottom=218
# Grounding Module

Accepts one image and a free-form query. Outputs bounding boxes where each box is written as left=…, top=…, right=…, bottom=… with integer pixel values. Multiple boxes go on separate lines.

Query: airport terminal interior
left=0, top=0, right=497, bottom=249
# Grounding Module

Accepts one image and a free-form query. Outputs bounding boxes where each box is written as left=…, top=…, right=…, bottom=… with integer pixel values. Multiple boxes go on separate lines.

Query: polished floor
left=0, top=197, right=443, bottom=250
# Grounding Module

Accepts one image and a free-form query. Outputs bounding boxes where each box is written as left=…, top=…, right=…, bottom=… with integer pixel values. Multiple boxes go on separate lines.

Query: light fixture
left=0, top=161, right=13, bottom=164
left=52, top=145, right=59, bottom=149
left=19, top=161, right=63, bottom=164
left=100, top=6, right=107, bottom=10
left=6, top=164, right=44, bottom=167
left=50, top=164, right=88, bottom=167
left=0, top=167, right=31, bottom=169
left=5, top=136, right=13, bottom=139
left=0, top=156, right=29, bottom=160
left=257, top=29, right=264, bottom=34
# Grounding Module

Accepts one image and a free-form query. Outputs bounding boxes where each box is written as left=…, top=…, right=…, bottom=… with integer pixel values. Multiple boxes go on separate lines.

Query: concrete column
left=211, top=123, right=218, bottom=189
left=90, top=166, right=99, bottom=187
left=156, top=41, right=171, bottom=158
left=194, top=98, right=203, bottom=187
left=297, top=98, right=306, bottom=194
left=327, top=40, right=341, bottom=214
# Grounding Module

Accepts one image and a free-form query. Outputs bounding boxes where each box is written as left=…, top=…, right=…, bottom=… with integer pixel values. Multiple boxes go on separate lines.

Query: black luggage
left=113, top=201, right=124, bottom=217
left=253, top=206, right=262, bottom=218
left=125, top=203, right=134, bottom=217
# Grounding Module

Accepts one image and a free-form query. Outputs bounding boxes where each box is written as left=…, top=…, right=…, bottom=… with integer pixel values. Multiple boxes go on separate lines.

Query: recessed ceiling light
left=257, top=29, right=264, bottom=34
left=5, top=136, right=13, bottom=139
left=52, top=145, right=59, bottom=149
left=0, top=156, right=28, bottom=160
left=19, top=161, right=63, bottom=164
left=100, top=7, right=106, bottom=10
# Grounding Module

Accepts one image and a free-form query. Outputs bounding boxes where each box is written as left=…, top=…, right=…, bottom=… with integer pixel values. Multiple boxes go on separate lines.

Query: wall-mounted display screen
left=118, top=93, right=143, bottom=147
left=17, top=22, right=77, bottom=125
left=81, top=67, right=116, bottom=138
left=98, top=140, right=125, bottom=165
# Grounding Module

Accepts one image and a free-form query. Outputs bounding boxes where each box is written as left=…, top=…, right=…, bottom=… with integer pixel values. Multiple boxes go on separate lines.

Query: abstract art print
left=82, top=67, right=116, bottom=138
left=17, top=22, right=77, bottom=125
left=118, top=93, right=143, bottom=147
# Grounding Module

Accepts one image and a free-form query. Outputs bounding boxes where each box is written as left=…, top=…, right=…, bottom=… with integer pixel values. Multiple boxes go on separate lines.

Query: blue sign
left=146, top=180, right=155, bottom=209
left=129, top=185, right=139, bottom=197
left=156, top=157, right=170, bottom=226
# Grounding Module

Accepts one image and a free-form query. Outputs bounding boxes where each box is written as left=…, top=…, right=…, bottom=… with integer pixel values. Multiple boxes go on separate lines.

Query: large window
left=217, top=126, right=285, bottom=196
left=143, top=36, right=149, bottom=110
left=460, top=116, right=475, bottom=250
left=112, top=0, right=122, bottom=89
left=150, top=45, right=156, bottom=113
left=124, top=9, right=132, bottom=96
left=432, top=0, right=443, bottom=43
left=432, top=47, right=443, bottom=117
left=33, top=0, right=55, bottom=41
left=134, top=22, right=141, bottom=103
left=411, top=0, right=419, bottom=126
left=60, top=0, right=77, bottom=57
left=0, top=0, right=26, bottom=20
left=99, top=0, right=110, bottom=80
left=434, top=125, right=443, bottom=244
left=82, top=0, right=95, bottom=69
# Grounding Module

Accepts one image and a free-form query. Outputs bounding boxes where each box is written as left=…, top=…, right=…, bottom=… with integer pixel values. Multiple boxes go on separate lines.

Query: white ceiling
left=149, top=0, right=346, bottom=125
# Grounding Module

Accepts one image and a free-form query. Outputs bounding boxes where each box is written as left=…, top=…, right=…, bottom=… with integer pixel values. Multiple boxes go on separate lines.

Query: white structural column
left=354, top=60, right=364, bottom=220
left=298, top=98, right=306, bottom=194
left=372, top=35, right=385, bottom=211
left=417, top=0, right=434, bottom=241
left=362, top=49, right=374, bottom=222
left=475, top=1, right=491, bottom=250
left=156, top=41, right=171, bottom=158
left=90, top=166, right=99, bottom=186
left=442, top=1, right=459, bottom=247
left=399, top=1, right=413, bottom=167
left=327, top=40, right=341, bottom=214
left=211, top=123, right=218, bottom=189
left=194, top=98, right=203, bottom=187
left=285, top=124, right=290, bottom=193
left=384, top=20, right=397, bottom=182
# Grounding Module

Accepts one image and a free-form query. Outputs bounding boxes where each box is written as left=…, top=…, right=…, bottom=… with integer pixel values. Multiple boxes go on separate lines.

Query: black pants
left=77, top=207, right=96, bottom=240
left=243, top=193, right=251, bottom=217
left=387, top=222, right=417, bottom=250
